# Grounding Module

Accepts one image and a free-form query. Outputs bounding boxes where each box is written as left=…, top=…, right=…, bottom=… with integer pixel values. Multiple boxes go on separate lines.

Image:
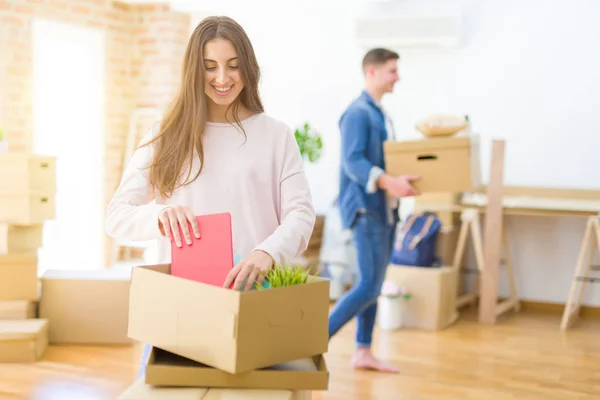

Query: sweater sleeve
left=253, top=127, right=316, bottom=266
left=105, top=127, right=171, bottom=242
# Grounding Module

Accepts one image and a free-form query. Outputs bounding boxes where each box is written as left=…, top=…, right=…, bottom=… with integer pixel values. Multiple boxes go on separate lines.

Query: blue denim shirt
left=337, top=90, right=398, bottom=230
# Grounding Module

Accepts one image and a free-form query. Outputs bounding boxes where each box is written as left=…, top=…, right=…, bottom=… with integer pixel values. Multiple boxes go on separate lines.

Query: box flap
left=118, top=378, right=208, bottom=399
left=145, top=347, right=328, bottom=391
left=0, top=319, right=47, bottom=341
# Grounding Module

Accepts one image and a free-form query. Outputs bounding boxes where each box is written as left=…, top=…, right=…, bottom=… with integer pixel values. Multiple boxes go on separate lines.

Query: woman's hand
left=158, top=205, right=200, bottom=247
left=223, top=250, right=274, bottom=291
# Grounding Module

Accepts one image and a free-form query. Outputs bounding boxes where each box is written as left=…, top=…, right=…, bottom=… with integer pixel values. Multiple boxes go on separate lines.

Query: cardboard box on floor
left=39, top=268, right=133, bottom=345
left=385, top=264, right=459, bottom=330
left=118, top=378, right=312, bottom=400
left=0, top=319, right=48, bottom=362
left=128, top=264, right=330, bottom=374
left=0, top=253, right=39, bottom=301
left=145, top=347, right=328, bottom=391
left=384, top=135, right=481, bottom=193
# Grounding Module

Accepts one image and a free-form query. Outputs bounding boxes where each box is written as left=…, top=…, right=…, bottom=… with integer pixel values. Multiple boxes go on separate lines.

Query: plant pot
left=377, top=295, right=405, bottom=330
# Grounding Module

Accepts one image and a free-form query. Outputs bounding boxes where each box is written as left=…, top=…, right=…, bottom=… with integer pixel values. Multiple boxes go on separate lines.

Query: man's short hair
left=362, top=48, right=399, bottom=70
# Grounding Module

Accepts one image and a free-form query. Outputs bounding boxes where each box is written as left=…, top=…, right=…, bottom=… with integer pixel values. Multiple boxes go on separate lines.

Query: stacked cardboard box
left=118, top=262, right=331, bottom=399
left=38, top=268, right=133, bottom=345
left=0, top=153, right=56, bottom=362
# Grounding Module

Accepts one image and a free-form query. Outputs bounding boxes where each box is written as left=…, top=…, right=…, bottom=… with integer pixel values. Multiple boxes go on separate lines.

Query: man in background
left=328, top=48, right=419, bottom=373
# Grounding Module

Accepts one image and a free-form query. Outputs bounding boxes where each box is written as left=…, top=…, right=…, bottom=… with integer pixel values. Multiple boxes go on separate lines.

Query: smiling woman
left=104, top=15, right=316, bottom=377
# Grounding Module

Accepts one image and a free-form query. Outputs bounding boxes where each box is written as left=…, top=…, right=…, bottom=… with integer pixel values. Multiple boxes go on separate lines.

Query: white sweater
left=105, top=113, right=316, bottom=266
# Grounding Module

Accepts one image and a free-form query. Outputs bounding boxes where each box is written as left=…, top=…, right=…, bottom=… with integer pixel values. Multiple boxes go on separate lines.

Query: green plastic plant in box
left=254, top=263, right=311, bottom=291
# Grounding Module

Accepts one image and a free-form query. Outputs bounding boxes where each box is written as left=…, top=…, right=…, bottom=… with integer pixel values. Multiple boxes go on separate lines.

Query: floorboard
left=0, top=310, right=598, bottom=399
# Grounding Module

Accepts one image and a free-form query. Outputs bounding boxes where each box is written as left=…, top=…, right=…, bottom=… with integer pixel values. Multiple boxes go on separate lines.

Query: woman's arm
left=253, top=127, right=316, bottom=266
left=105, top=128, right=171, bottom=242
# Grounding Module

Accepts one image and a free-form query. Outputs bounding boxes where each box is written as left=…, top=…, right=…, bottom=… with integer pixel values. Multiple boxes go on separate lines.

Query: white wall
left=187, top=0, right=600, bottom=306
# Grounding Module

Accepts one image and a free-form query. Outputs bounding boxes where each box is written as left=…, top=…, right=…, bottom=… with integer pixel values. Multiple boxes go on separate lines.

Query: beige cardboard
left=118, top=378, right=208, bottom=399
left=128, top=264, right=330, bottom=374
left=39, top=268, right=133, bottom=344
left=436, top=228, right=459, bottom=265
left=0, top=253, right=39, bottom=301
left=0, top=223, right=44, bottom=255
left=385, top=265, right=459, bottom=330
left=0, top=318, right=48, bottom=362
left=0, top=193, right=56, bottom=225
left=0, top=300, right=36, bottom=319
left=118, top=379, right=310, bottom=400
left=0, top=154, right=57, bottom=195
left=413, top=192, right=462, bottom=229
left=384, top=135, right=481, bottom=193
left=145, top=347, right=328, bottom=390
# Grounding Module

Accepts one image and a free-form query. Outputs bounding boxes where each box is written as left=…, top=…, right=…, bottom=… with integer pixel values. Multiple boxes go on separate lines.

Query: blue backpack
left=390, top=212, right=442, bottom=267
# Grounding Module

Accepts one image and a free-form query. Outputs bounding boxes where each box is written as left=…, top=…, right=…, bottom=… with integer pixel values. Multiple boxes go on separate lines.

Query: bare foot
left=351, top=348, right=399, bottom=373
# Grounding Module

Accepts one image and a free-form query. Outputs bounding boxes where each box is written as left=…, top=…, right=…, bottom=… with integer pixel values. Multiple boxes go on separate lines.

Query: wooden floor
left=1, top=309, right=599, bottom=400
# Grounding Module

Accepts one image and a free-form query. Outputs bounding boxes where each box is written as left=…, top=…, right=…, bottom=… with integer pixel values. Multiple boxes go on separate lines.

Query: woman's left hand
left=223, top=250, right=274, bottom=291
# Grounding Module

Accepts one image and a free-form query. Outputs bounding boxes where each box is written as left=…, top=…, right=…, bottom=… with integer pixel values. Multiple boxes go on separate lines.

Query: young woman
left=105, top=16, right=315, bottom=374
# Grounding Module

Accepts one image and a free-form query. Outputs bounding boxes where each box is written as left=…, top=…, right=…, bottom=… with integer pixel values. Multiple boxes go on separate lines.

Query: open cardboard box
left=128, top=264, right=330, bottom=374
left=145, top=347, right=328, bottom=390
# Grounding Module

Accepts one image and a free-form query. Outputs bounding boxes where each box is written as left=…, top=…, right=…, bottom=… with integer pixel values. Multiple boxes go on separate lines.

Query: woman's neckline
left=205, top=112, right=262, bottom=127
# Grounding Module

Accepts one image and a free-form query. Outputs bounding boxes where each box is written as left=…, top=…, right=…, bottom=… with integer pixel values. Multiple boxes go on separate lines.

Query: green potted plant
left=254, top=263, right=312, bottom=291
left=294, top=122, right=323, bottom=163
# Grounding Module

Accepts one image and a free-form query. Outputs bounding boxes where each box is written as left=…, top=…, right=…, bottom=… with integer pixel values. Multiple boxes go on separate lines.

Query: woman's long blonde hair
left=143, top=16, right=264, bottom=199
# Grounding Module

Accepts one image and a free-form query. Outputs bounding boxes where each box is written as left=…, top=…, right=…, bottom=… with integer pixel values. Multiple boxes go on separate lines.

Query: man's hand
left=223, top=250, right=274, bottom=291
left=377, top=174, right=420, bottom=198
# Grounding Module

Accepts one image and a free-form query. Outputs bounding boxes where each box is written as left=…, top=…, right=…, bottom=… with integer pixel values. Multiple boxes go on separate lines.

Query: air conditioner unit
left=354, top=10, right=464, bottom=49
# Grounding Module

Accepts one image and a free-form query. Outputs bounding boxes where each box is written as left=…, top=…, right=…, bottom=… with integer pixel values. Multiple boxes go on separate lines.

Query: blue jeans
left=328, top=213, right=396, bottom=347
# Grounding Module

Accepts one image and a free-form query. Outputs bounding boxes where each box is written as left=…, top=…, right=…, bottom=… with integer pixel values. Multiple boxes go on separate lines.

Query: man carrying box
left=329, top=48, right=419, bottom=373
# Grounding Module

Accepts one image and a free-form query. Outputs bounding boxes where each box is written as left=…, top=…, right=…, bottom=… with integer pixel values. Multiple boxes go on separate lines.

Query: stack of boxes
left=0, top=153, right=56, bottom=362
left=117, top=262, right=331, bottom=399
left=382, top=134, right=481, bottom=330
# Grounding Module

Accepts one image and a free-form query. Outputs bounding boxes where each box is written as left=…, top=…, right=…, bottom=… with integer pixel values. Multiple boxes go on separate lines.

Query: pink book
left=170, top=212, right=234, bottom=287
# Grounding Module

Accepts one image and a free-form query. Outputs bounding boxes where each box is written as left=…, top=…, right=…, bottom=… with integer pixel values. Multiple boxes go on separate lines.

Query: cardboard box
left=39, top=268, right=133, bottom=344
left=436, top=228, right=459, bottom=266
left=0, top=193, right=55, bottom=224
left=128, top=264, right=329, bottom=374
left=384, top=135, right=481, bottom=193
left=0, top=300, right=37, bottom=319
left=146, top=347, right=328, bottom=391
left=118, top=379, right=311, bottom=400
left=0, top=154, right=56, bottom=195
left=0, top=253, right=39, bottom=301
left=385, top=264, right=459, bottom=330
left=413, top=192, right=462, bottom=229
left=0, top=318, right=48, bottom=362
left=0, top=223, right=44, bottom=255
